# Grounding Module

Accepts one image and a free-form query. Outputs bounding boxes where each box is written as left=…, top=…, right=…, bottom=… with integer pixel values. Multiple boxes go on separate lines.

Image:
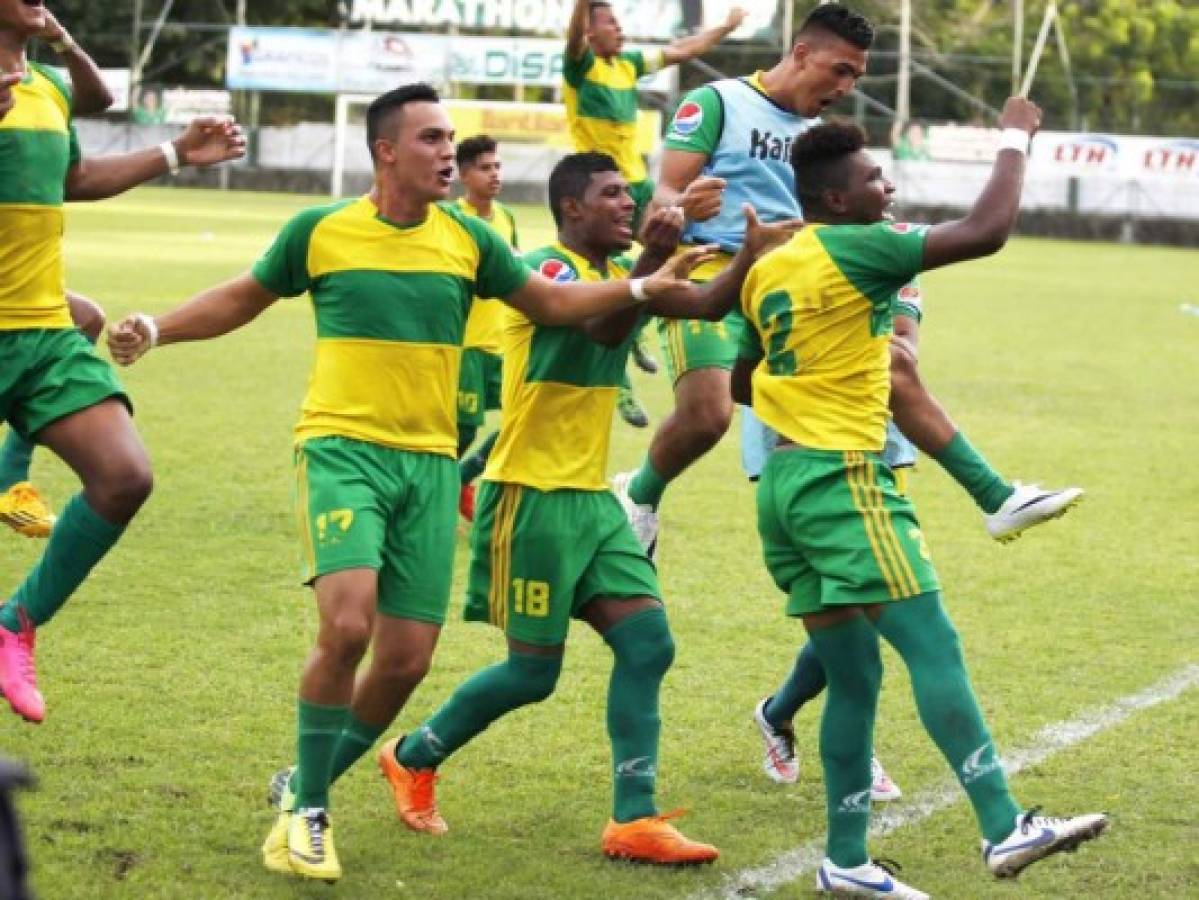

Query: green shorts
left=457, top=347, right=502, bottom=428
left=756, top=448, right=940, bottom=616
left=294, top=436, right=458, bottom=625
left=0, top=327, right=129, bottom=439
left=629, top=178, right=654, bottom=233
left=655, top=249, right=744, bottom=382
left=464, top=481, right=660, bottom=646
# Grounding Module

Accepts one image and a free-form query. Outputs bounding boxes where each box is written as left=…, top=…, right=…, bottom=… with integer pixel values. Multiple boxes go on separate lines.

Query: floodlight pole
left=896, top=0, right=911, bottom=125
left=1012, top=0, right=1024, bottom=93
left=130, top=0, right=143, bottom=99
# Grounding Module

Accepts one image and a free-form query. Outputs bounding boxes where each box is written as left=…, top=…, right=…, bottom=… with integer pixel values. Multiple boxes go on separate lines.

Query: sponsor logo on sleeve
left=539, top=258, right=576, bottom=282
left=668, top=100, right=703, bottom=139
left=889, top=222, right=930, bottom=235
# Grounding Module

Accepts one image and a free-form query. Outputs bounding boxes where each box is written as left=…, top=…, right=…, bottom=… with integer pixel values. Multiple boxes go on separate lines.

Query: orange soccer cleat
left=377, top=737, right=448, bottom=835
left=601, top=810, right=719, bottom=866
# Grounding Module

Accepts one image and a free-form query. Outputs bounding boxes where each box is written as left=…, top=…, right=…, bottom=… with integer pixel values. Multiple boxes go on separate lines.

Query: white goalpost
left=331, top=93, right=377, bottom=198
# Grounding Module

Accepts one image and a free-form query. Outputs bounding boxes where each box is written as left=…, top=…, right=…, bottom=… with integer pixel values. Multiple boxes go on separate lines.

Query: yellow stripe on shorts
left=863, top=458, right=920, bottom=596
left=844, top=452, right=908, bottom=600
left=294, top=450, right=317, bottom=578
left=489, top=484, right=521, bottom=629
left=665, top=320, right=686, bottom=376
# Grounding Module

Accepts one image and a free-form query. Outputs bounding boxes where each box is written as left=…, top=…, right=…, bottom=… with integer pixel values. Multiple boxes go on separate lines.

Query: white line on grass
left=697, top=662, right=1199, bottom=900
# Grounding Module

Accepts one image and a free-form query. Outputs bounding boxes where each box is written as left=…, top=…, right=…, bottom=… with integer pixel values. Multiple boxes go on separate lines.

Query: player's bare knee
left=376, top=651, right=432, bottom=691
left=90, top=458, right=153, bottom=521
left=681, top=398, right=732, bottom=449
left=320, top=614, right=373, bottom=665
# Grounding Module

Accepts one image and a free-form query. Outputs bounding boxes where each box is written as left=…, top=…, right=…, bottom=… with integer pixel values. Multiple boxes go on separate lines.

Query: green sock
left=294, top=700, right=349, bottom=810
left=931, top=431, right=1014, bottom=515
left=0, top=493, right=124, bottom=631
left=807, top=616, right=882, bottom=869
left=602, top=606, right=675, bottom=823
left=628, top=458, right=668, bottom=509
left=457, top=423, right=479, bottom=459
left=875, top=592, right=1022, bottom=844
left=460, top=430, right=499, bottom=485
left=764, top=640, right=827, bottom=727
left=328, top=712, right=388, bottom=786
left=0, top=429, right=34, bottom=491
left=397, top=652, right=561, bottom=770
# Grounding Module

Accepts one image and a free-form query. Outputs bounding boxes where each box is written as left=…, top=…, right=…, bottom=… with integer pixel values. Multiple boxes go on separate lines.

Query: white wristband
left=134, top=313, right=159, bottom=349
left=629, top=277, right=649, bottom=303
left=159, top=140, right=181, bottom=176
left=998, top=128, right=1031, bottom=155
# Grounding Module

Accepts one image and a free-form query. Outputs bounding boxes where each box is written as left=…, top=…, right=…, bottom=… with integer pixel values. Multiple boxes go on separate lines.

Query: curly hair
left=791, top=122, right=867, bottom=216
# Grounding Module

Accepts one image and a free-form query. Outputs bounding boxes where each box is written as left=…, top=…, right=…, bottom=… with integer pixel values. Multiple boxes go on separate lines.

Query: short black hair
left=365, top=82, right=440, bottom=161
left=548, top=152, right=620, bottom=227
left=456, top=135, right=498, bottom=169
left=791, top=122, right=867, bottom=216
left=797, top=3, right=874, bottom=50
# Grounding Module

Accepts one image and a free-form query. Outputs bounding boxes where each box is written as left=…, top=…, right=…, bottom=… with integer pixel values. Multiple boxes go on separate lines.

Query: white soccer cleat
left=985, top=482, right=1083, bottom=542
left=816, top=858, right=928, bottom=898
left=982, top=808, right=1109, bottom=878
left=753, top=697, right=798, bottom=784
left=870, top=756, right=902, bottom=802
left=611, top=470, right=660, bottom=560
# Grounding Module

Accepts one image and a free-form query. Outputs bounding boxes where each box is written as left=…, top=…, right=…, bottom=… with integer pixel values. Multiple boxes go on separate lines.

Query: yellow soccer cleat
left=287, top=808, right=342, bottom=883
left=261, top=812, right=292, bottom=875
left=0, top=482, right=56, bottom=538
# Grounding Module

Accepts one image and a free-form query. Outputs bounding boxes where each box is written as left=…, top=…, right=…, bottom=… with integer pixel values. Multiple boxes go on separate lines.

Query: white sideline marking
left=696, top=663, right=1199, bottom=900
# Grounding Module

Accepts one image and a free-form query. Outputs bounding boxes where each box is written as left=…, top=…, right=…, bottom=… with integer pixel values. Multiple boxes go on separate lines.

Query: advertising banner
left=347, top=0, right=683, bottom=42
left=444, top=98, right=661, bottom=152
left=227, top=27, right=675, bottom=93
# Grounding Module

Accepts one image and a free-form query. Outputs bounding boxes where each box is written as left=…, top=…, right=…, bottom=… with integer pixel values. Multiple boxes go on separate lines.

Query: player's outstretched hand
left=999, top=96, right=1042, bottom=137
left=107, top=314, right=155, bottom=366
left=0, top=71, right=21, bottom=120
left=742, top=204, right=803, bottom=260
left=174, top=116, right=248, bottom=167
left=680, top=175, right=726, bottom=223
left=725, top=6, right=749, bottom=29
left=34, top=10, right=68, bottom=44
left=639, top=205, right=684, bottom=258
left=642, top=244, right=718, bottom=299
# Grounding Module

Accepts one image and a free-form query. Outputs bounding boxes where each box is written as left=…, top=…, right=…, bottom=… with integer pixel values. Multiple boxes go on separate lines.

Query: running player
left=108, top=84, right=721, bottom=884
left=454, top=135, right=519, bottom=521
left=0, top=9, right=117, bottom=537
left=373, top=151, right=796, bottom=864
left=564, top=0, right=748, bottom=429
left=0, top=0, right=245, bottom=723
left=734, top=107, right=1107, bottom=897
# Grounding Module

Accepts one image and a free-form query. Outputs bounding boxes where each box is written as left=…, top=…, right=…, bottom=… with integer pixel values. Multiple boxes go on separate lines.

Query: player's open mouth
left=436, top=167, right=453, bottom=186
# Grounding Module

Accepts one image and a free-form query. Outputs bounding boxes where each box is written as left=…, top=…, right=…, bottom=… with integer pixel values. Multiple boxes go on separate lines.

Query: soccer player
left=373, top=151, right=797, bottom=864
left=733, top=106, right=1107, bottom=897
left=0, top=10, right=117, bottom=538
left=0, top=0, right=245, bottom=724
left=454, top=135, right=519, bottom=521
left=619, top=1, right=1082, bottom=557
left=564, top=0, right=748, bottom=431
left=108, top=85, right=721, bottom=884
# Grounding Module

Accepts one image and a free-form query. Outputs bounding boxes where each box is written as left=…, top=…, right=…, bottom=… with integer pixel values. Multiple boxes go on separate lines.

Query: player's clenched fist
left=106, top=314, right=157, bottom=366
left=999, top=96, right=1042, bottom=136
left=638, top=204, right=684, bottom=258
left=679, top=175, right=726, bottom=223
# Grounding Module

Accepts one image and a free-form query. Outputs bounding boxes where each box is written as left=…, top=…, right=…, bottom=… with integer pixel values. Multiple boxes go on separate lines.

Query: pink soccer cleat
left=0, top=609, right=45, bottom=723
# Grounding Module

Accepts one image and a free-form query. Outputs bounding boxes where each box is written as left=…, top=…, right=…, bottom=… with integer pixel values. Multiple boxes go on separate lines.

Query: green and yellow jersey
left=0, top=62, right=80, bottom=331
left=484, top=242, right=640, bottom=491
left=563, top=47, right=663, bottom=184
left=251, top=196, right=530, bottom=456
left=739, top=221, right=928, bottom=452
left=458, top=197, right=520, bottom=356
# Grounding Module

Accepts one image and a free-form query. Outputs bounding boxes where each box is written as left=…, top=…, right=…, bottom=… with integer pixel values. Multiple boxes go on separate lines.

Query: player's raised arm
left=65, top=115, right=246, bottom=202
left=106, top=274, right=278, bottom=366
left=37, top=11, right=112, bottom=115
left=503, top=244, right=716, bottom=327
left=920, top=97, right=1041, bottom=271
left=566, top=0, right=590, bottom=60
left=661, top=6, right=747, bottom=66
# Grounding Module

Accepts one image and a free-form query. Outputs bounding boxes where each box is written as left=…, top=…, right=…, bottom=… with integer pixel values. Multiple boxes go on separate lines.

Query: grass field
left=2, top=187, right=1198, bottom=899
